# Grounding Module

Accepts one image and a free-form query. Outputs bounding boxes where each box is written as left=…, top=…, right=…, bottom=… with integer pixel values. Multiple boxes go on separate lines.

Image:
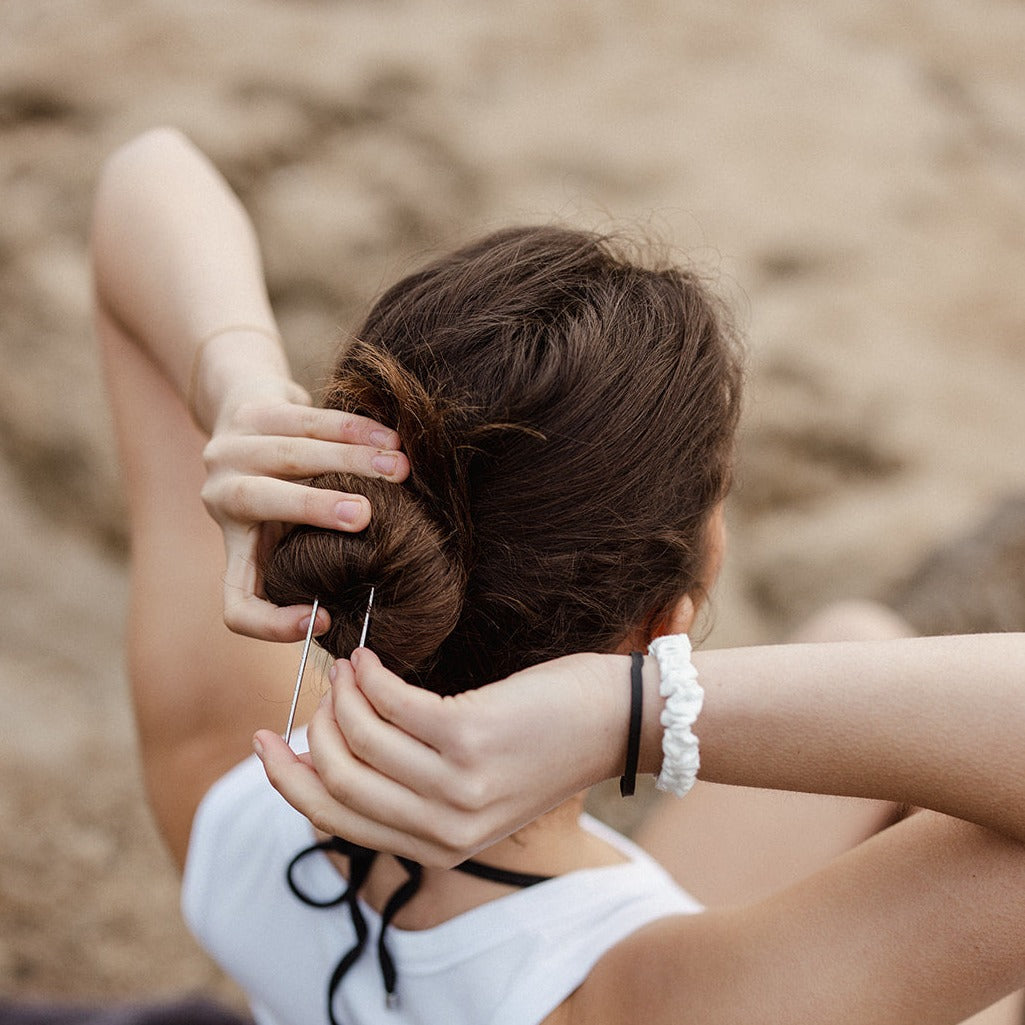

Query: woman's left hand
left=200, top=379, right=410, bottom=642
left=254, top=648, right=626, bottom=866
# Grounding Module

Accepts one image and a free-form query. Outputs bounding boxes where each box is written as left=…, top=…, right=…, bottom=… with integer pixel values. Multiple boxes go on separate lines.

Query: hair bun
left=262, top=474, right=465, bottom=680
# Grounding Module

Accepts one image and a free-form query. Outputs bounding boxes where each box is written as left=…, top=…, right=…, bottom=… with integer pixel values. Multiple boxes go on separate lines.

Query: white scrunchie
left=649, top=633, right=703, bottom=797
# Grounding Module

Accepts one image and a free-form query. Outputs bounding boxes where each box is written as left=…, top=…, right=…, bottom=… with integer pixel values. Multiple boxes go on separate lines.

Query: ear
left=650, top=593, right=698, bottom=640
left=619, top=594, right=699, bottom=654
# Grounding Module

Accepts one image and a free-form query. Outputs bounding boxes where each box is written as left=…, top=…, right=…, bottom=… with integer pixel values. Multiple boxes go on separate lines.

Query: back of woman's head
left=263, top=226, right=743, bottom=693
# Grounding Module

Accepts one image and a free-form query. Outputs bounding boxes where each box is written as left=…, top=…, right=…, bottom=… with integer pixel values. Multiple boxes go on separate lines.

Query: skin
left=91, top=127, right=411, bottom=645
left=92, top=128, right=409, bottom=861
left=95, top=128, right=1025, bottom=1025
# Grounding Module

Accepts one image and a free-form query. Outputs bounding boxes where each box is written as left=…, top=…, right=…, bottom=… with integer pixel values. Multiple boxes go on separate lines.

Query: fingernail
left=372, top=453, right=398, bottom=476
left=370, top=429, right=396, bottom=447
left=335, top=499, right=364, bottom=524
left=328, top=662, right=338, bottom=683
left=299, top=615, right=311, bottom=633
left=350, top=647, right=362, bottom=668
left=252, top=735, right=265, bottom=759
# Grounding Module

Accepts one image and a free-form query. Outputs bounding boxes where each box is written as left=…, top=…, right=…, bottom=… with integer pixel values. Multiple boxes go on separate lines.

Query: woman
left=93, top=128, right=1025, bottom=1025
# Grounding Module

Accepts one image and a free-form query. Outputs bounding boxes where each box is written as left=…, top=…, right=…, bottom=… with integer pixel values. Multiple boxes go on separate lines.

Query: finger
left=255, top=726, right=465, bottom=866
left=328, top=660, right=448, bottom=792
left=223, top=592, right=330, bottom=642
left=254, top=729, right=417, bottom=852
left=208, top=434, right=409, bottom=483
left=306, top=695, right=476, bottom=839
left=247, top=404, right=405, bottom=453
left=212, top=475, right=372, bottom=532
left=350, top=648, right=460, bottom=751
left=221, top=536, right=330, bottom=641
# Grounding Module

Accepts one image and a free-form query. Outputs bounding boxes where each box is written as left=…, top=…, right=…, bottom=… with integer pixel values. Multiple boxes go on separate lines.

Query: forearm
left=627, top=634, right=1025, bottom=843
left=257, top=630, right=1025, bottom=866
left=91, top=127, right=294, bottom=431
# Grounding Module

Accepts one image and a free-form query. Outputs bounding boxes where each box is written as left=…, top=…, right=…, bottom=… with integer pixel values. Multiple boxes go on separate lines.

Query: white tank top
left=182, top=730, right=702, bottom=1025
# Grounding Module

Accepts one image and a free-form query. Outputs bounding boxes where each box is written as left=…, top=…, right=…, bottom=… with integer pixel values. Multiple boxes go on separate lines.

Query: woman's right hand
left=200, top=377, right=410, bottom=642
left=254, top=648, right=630, bottom=866
left=92, top=130, right=412, bottom=643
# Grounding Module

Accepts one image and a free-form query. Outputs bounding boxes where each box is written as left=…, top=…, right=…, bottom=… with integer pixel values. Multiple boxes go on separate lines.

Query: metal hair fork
left=283, top=587, right=376, bottom=746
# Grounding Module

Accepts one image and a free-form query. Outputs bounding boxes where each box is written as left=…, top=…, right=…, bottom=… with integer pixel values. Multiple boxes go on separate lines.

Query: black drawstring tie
left=286, top=836, right=552, bottom=1019
left=375, top=856, right=422, bottom=1007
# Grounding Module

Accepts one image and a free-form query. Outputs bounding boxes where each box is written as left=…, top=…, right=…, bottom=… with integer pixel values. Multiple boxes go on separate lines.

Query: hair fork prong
left=284, top=596, right=319, bottom=746
left=358, top=586, right=375, bottom=649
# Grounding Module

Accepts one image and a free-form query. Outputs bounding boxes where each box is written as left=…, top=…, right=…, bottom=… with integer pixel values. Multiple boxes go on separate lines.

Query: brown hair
left=263, top=226, right=743, bottom=694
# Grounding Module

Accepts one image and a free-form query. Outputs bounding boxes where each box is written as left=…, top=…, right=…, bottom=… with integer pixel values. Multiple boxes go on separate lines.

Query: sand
left=3, top=0, right=1025, bottom=1008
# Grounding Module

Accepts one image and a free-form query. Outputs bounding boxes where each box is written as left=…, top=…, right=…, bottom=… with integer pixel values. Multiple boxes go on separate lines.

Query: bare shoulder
left=565, top=911, right=738, bottom=1025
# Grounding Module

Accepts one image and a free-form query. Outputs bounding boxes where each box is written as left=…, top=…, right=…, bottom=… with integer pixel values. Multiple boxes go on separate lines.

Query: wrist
left=584, top=647, right=699, bottom=790
left=648, top=635, right=703, bottom=796
left=572, top=652, right=663, bottom=786
left=189, top=326, right=297, bottom=430
left=639, top=655, right=665, bottom=777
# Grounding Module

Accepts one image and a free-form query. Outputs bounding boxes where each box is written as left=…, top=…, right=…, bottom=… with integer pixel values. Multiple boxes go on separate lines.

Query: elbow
left=90, top=126, right=194, bottom=303
left=101, top=126, right=193, bottom=176
left=94, top=127, right=193, bottom=213
left=97, top=125, right=202, bottom=194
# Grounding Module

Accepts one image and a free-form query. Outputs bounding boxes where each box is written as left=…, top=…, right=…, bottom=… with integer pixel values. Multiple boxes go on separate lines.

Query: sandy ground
left=3, top=0, right=1025, bottom=1009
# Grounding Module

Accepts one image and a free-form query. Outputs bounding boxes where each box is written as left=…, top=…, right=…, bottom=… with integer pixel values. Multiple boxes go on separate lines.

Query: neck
left=347, top=793, right=626, bottom=930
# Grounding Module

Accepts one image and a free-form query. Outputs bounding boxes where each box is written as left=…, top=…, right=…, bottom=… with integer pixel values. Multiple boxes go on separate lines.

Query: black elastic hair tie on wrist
left=620, top=651, right=644, bottom=797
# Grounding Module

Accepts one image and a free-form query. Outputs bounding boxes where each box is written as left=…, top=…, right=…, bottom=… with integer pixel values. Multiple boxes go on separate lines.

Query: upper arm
left=97, top=303, right=318, bottom=868
left=574, top=811, right=1025, bottom=1025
